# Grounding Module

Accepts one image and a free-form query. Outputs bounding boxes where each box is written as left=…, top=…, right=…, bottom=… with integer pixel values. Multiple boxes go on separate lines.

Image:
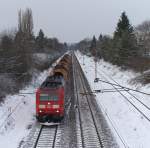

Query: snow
left=0, top=50, right=149, bottom=148
left=33, top=53, right=49, bottom=62
left=76, top=50, right=150, bottom=148
left=0, top=70, right=49, bottom=148
left=0, top=53, right=65, bottom=148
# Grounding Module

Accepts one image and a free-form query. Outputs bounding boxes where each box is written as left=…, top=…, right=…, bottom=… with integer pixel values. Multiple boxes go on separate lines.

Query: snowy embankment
left=0, top=70, right=49, bottom=148
left=76, top=51, right=150, bottom=148
left=0, top=53, right=63, bottom=148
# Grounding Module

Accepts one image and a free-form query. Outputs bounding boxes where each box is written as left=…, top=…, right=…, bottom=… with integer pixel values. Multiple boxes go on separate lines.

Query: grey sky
left=0, top=0, right=150, bottom=42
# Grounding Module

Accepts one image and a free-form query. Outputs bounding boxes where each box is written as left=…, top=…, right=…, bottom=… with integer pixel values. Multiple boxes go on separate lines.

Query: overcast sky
left=0, top=0, right=150, bottom=42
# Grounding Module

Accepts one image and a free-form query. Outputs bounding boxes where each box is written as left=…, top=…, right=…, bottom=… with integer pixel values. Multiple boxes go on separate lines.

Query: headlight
left=39, top=105, right=46, bottom=109
left=53, top=105, right=60, bottom=109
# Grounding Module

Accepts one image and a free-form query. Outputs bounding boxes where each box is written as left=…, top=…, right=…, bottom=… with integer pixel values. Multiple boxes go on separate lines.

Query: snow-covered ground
left=0, top=54, right=64, bottom=148
left=0, top=50, right=150, bottom=148
left=0, top=70, right=49, bottom=148
left=76, top=51, right=150, bottom=148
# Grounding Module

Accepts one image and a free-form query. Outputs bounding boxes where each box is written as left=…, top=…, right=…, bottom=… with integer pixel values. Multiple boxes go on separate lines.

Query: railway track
left=34, top=125, right=58, bottom=148
left=77, top=56, right=150, bottom=147
left=73, top=53, right=118, bottom=148
left=24, top=124, right=62, bottom=148
left=23, top=53, right=118, bottom=148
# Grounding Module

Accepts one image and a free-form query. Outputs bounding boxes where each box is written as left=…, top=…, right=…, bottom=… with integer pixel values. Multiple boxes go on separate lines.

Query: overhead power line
left=96, top=78, right=150, bottom=95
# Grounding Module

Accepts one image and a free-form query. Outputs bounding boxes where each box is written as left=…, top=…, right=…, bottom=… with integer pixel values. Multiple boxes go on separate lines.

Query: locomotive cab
left=36, top=75, right=65, bottom=123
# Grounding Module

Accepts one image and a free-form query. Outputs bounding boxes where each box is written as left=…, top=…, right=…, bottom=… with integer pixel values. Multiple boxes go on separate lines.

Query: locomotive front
left=36, top=76, right=65, bottom=123
left=36, top=53, right=71, bottom=123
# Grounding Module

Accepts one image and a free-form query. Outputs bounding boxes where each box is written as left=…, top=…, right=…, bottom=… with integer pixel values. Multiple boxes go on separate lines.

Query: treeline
left=0, top=8, right=67, bottom=100
left=75, top=12, right=150, bottom=72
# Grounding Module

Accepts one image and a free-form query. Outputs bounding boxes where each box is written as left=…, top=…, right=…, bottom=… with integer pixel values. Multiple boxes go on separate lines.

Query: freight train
left=36, top=54, right=72, bottom=123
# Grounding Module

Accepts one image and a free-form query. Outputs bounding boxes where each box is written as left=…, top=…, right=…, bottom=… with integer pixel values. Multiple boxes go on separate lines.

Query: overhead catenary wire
left=96, top=78, right=150, bottom=96
left=99, top=69, right=150, bottom=110
left=80, top=54, right=150, bottom=147
left=86, top=58, right=150, bottom=96
left=80, top=88, right=130, bottom=95
left=95, top=70, right=150, bottom=122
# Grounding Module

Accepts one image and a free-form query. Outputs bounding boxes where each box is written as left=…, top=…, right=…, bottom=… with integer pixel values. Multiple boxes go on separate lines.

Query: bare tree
left=18, top=9, right=22, bottom=32
left=135, top=20, right=150, bottom=56
left=18, top=8, right=33, bottom=37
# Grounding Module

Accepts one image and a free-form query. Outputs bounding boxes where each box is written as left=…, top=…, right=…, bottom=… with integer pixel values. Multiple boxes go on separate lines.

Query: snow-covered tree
left=113, top=12, right=138, bottom=65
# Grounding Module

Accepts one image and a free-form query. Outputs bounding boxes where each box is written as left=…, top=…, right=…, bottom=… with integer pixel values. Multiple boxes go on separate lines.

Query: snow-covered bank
left=0, top=70, right=49, bottom=148
left=76, top=51, right=150, bottom=148
left=0, top=53, right=64, bottom=148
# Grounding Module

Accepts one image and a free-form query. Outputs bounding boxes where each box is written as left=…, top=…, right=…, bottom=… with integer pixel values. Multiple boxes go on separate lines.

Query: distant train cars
left=36, top=53, right=72, bottom=123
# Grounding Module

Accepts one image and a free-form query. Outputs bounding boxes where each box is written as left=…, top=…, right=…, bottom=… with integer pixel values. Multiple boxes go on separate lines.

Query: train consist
left=36, top=53, right=72, bottom=123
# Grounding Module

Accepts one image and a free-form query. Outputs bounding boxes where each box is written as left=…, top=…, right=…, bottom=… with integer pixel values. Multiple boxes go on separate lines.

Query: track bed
left=22, top=53, right=118, bottom=148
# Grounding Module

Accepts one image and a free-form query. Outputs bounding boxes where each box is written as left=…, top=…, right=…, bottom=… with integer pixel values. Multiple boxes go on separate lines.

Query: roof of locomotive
left=40, top=75, right=64, bottom=89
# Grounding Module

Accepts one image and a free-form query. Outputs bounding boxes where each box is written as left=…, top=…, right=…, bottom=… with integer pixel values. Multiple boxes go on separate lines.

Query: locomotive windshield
left=40, top=75, right=64, bottom=89
left=40, top=94, right=58, bottom=101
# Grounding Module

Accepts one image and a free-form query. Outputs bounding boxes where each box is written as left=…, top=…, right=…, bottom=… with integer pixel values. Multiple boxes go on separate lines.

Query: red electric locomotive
left=36, top=53, right=72, bottom=123
left=36, top=75, right=65, bottom=123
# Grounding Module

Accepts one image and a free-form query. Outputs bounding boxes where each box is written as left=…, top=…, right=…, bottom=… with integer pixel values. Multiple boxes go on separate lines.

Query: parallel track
left=73, top=54, right=104, bottom=148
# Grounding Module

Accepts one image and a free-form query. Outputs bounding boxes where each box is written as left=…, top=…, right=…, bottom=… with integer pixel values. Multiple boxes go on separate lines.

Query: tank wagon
left=36, top=53, right=72, bottom=123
